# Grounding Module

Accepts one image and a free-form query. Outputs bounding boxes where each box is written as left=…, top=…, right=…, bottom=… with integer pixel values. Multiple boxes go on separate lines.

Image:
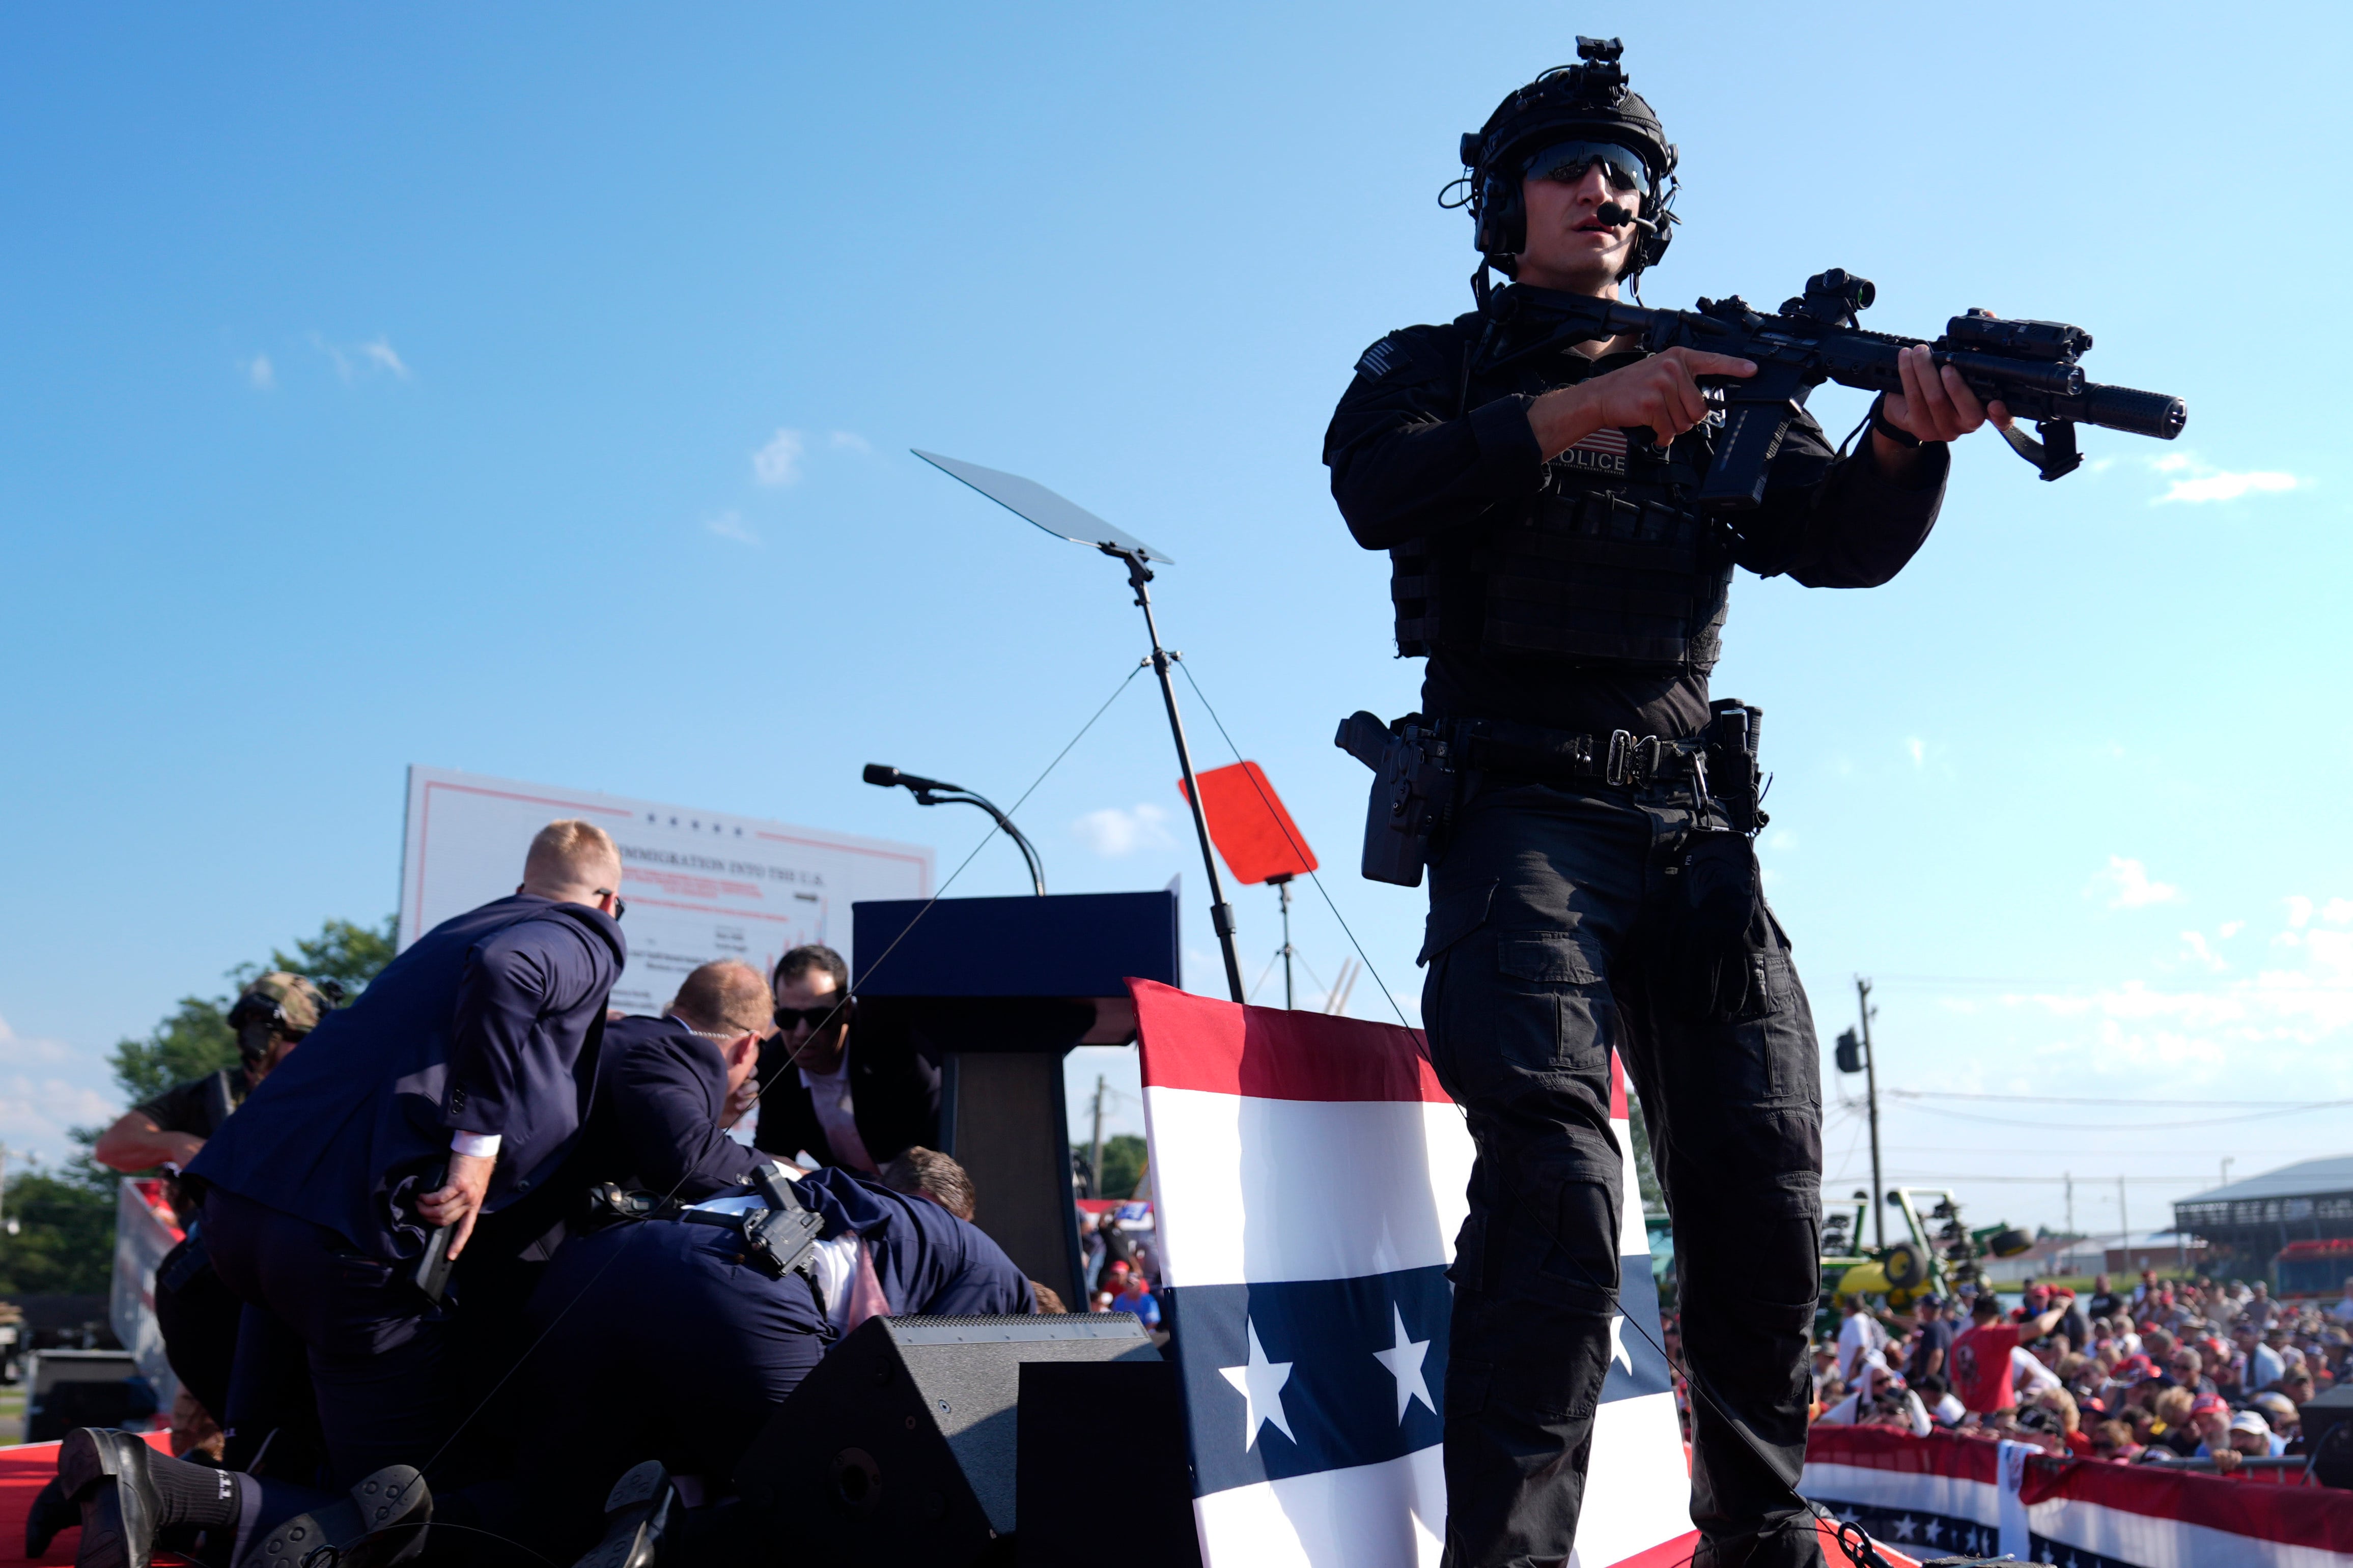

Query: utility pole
left=1088, top=1077, right=1107, bottom=1202
left=2220, top=1156, right=2234, bottom=1191
left=2065, top=1172, right=2074, bottom=1236
left=1856, top=977, right=1884, bottom=1250
left=2118, top=1175, right=2131, bottom=1270
left=1274, top=876, right=1296, bottom=1009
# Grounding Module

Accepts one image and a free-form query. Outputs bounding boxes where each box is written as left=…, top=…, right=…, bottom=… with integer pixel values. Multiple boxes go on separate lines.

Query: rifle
left=1492, top=267, right=2187, bottom=507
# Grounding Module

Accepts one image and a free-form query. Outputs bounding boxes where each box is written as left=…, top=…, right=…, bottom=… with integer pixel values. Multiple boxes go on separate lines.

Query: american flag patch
left=1559, top=425, right=1630, bottom=474
left=1354, top=336, right=1403, bottom=379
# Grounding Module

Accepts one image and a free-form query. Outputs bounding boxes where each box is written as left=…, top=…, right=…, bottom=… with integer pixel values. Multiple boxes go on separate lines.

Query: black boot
left=572, top=1463, right=677, bottom=1568
left=58, top=1429, right=162, bottom=1568
left=238, top=1466, right=431, bottom=1568
left=25, top=1474, right=78, bottom=1559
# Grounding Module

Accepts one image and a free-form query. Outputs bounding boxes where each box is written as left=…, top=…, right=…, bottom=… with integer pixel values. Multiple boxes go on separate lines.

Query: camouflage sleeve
left=1322, top=326, right=1548, bottom=552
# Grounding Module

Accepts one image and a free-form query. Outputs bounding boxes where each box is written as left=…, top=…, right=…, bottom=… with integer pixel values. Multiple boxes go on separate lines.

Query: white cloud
left=752, top=428, right=806, bottom=486
left=245, top=353, right=275, bottom=390
left=1072, top=803, right=1173, bottom=858
left=309, top=332, right=411, bottom=384
left=2286, top=896, right=2315, bottom=929
left=358, top=337, right=408, bottom=379
left=829, top=431, right=872, bottom=454
left=2179, top=931, right=2227, bottom=973
left=2150, top=453, right=2299, bottom=505
left=705, top=510, right=760, bottom=547
left=1904, top=736, right=1926, bottom=768
left=2325, top=899, right=2353, bottom=926
left=2219, top=920, right=2245, bottom=939
left=1767, top=829, right=1799, bottom=852
left=0, top=1014, right=119, bottom=1163
left=2091, top=855, right=2183, bottom=909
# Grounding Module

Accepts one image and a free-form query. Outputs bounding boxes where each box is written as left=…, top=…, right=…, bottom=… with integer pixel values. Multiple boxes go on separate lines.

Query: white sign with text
left=398, top=766, right=934, bottom=1015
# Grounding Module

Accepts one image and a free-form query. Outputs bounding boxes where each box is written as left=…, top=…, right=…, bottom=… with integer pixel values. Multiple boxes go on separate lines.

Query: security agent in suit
left=752, top=943, right=938, bottom=1174
left=510, top=1159, right=1031, bottom=1564
left=570, top=958, right=774, bottom=1205
left=1325, top=44, right=2010, bottom=1568
left=53, top=822, right=632, bottom=1568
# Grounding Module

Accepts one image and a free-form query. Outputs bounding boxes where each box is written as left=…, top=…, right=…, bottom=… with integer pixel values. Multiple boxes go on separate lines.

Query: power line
left=1886, top=1098, right=2353, bottom=1132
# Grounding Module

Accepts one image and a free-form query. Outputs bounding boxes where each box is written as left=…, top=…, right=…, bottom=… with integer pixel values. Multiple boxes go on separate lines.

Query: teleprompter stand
left=912, top=449, right=1247, bottom=1004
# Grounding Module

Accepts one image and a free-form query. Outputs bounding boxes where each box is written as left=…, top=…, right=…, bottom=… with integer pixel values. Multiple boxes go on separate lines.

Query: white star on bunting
left=1218, top=1319, right=1297, bottom=1449
left=1607, top=1314, right=1632, bottom=1375
left=1371, top=1304, right=1434, bottom=1423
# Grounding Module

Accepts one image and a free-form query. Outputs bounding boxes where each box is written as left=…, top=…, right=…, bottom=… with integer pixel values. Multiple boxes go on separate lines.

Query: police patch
left=1354, top=336, right=1403, bottom=380
left=1556, top=425, right=1630, bottom=476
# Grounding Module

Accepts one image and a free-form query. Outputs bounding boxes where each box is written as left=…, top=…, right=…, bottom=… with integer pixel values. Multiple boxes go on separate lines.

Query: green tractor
left=1818, top=1186, right=2033, bottom=1333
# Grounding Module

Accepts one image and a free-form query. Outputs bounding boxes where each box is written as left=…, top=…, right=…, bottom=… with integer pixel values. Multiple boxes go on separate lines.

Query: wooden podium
left=851, top=890, right=1179, bottom=1308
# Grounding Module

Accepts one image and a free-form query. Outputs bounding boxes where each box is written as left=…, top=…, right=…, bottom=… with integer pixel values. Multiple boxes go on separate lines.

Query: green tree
left=106, top=996, right=238, bottom=1109
left=0, top=915, right=398, bottom=1299
left=111, top=916, right=396, bottom=1105
left=1083, top=1133, right=1149, bottom=1201
left=0, top=1168, right=118, bottom=1295
left=235, top=916, right=398, bottom=999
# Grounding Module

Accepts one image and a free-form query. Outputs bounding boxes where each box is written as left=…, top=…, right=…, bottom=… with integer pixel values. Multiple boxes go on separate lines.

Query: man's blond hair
left=523, top=819, right=621, bottom=894
left=668, top=960, right=773, bottom=1038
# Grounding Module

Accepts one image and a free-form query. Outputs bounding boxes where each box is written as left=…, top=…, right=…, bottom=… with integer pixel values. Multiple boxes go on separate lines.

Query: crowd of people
left=1802, top=1268, right=2353, bottom=1474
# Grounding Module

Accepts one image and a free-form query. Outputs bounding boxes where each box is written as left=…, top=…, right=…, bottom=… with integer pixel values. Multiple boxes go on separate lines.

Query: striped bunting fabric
left=1132, top=979, right=1694, bottom=1567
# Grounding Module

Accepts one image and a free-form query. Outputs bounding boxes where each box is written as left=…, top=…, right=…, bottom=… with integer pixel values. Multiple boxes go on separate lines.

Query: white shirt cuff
left=451, top=1130, right=502, bottom=1158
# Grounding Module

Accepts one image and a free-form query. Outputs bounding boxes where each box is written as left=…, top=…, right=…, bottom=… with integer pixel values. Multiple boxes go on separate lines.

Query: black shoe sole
left=241, top=1465, right=430, bottom=1568
left=572, top=1462, right=674, bottom=1568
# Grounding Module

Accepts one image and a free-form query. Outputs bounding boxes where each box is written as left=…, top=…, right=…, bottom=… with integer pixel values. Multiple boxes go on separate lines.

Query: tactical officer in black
left=1325, top=42, right=2005, bottom=1568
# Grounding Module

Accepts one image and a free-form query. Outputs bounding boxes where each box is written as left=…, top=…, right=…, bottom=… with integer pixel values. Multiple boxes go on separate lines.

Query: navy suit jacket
left=572, top=1014, right=768, bottom=1202
left=190, top=893, right=625, bottom=1258
left=794, top=1166, right=1034, bottom=1316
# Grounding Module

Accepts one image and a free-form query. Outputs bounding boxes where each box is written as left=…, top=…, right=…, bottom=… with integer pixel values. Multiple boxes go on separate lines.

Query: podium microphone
left=864, top=762, right=1047, bottom=898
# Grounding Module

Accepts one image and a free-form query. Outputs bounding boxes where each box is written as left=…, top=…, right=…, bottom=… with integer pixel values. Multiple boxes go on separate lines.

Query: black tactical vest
left=1392, top=347, right=1734, bottom=674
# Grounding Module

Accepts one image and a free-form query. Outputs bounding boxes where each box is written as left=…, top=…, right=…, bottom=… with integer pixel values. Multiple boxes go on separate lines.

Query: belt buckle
left=1605, top=729, right=1635, bottom=787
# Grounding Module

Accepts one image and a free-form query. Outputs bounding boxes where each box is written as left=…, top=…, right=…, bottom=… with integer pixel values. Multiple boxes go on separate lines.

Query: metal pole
left=1276, top=877, right=1295, bottom=1009
left=1121, top=552, right=1245, bottom=1002
left=2118, top=1176, right=2130, bottom=1270
left=1857, top=977, right=1884, bottom=1251
left=1089, top=1076, right=1106, bottom=1202
left=2065, top=1172, right=2074, bottom=1237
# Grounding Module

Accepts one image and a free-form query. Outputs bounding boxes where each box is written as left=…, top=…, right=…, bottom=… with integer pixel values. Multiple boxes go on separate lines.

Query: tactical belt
left=1449, top=716, right=1706, bottom=789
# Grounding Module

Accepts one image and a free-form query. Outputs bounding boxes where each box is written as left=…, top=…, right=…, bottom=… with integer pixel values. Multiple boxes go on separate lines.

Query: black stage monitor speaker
left=2303, top=1382, right=2353, bottom=1489
left=733, top=1313, right=1159, bottom=1566
left=1017, top=1359, right=1200, bottom=1568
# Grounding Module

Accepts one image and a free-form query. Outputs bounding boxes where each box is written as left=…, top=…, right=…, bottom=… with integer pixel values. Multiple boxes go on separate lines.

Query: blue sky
left=4, top=5, right=2347, bottom=1241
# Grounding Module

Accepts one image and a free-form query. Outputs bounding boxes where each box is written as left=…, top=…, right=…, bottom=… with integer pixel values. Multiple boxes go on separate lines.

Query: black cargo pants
left=1420, top=776, right=1824, bottom=1568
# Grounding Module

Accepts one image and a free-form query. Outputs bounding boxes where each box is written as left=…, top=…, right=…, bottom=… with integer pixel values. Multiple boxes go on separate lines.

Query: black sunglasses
left=594, top=888, right=628, bottom=921
left=772, top=1002, right=846, bottom=1032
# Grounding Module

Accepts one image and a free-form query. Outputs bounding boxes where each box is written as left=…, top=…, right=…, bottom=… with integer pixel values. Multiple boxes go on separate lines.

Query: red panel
left=1130, top=979, right=1448, bottom=1104
left=1804, top=1424, right=2003, bottom=1484
left=1178, top=762, right=1317, bottom=885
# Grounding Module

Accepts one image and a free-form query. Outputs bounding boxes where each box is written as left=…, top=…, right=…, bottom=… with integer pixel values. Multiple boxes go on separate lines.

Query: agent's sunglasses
left=1523, top=139, right=1651, bottom=198
left=593, top=888, right=627, bottom=921
left=772, top=1003, right=845, bottom=1032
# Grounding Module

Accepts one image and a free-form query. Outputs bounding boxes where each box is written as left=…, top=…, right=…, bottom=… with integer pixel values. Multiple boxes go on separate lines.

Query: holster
left=1335, top=711, right=1459, bottom=888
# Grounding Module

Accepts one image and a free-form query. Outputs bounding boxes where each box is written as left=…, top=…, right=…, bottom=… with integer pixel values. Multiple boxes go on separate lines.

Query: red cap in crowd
left=2119, top=1355, right=2160, bottom=1381
left=2191, top=1393, right=2227, bottom=1417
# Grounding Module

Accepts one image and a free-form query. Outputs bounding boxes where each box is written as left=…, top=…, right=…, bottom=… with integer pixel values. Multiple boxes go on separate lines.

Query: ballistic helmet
left=1449, top=38, right=1680, bottom=300
left=226, top=972, right=331, bottom=1066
